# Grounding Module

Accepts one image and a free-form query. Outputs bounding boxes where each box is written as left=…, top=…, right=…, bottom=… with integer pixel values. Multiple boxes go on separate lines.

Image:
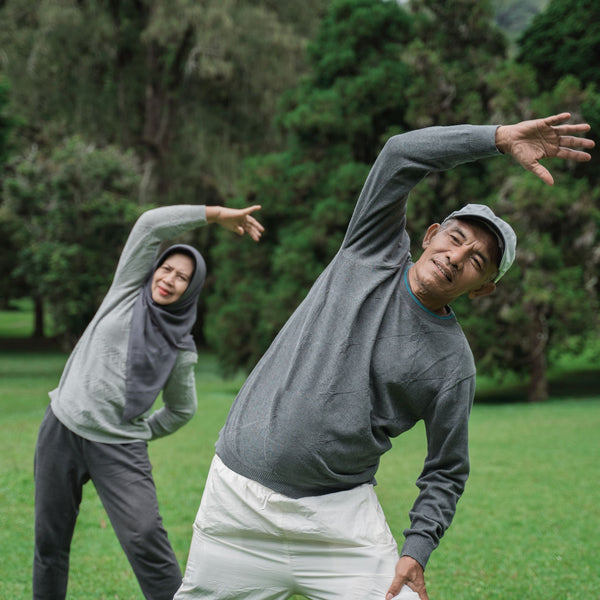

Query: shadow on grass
left=475, top=368, right=600, bottom=404
left=0, top=336, right=62, bottom=351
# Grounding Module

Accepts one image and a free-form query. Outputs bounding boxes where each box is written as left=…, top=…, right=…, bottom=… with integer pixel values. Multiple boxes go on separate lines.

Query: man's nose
left=449, top=248, right=467, bottom=270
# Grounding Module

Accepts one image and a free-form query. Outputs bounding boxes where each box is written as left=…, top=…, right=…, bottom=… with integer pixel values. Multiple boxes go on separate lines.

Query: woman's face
left=151, top=253, right=195, bottom=305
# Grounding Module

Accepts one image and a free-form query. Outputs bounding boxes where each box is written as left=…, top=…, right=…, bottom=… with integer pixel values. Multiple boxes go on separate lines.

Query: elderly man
left=175, top=113, right=593, bottom=600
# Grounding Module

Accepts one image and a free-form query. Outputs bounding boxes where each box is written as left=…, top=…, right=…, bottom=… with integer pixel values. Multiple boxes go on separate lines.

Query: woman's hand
left=206, top=205, right=265, bottom=241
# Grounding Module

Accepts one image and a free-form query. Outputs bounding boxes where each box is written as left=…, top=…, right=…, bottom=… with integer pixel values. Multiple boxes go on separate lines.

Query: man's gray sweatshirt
left=216, top=125, right=500, bottom=568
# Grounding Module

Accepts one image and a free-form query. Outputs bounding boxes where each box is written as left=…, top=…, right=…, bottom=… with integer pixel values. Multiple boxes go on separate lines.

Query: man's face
left=409, top=219, right=499, bottom=313
left=151, top=253, right=195, bottom=305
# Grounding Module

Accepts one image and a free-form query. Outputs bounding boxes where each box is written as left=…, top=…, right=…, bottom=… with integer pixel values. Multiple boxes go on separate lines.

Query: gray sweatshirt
left=216, top=125, right=500, bottom=568
left=50, top=205, right=207, bottom=443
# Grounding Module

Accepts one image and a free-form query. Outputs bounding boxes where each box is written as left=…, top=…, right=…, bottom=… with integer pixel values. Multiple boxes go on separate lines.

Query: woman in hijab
left=32, top=203, right=263, bottom=600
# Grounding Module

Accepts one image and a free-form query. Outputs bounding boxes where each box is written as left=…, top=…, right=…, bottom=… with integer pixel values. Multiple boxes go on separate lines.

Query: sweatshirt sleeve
left=341, top=125, right=499, bottom=263
left=400, top=374, right=475, bottom=569
left=109, top=205, right=208, bottom=294
left=146, top=350, right=198, bottom=439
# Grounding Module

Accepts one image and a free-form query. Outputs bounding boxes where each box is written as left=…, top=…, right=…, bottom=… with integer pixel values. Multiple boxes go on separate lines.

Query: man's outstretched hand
left=495, top=112, right=595, bottom=185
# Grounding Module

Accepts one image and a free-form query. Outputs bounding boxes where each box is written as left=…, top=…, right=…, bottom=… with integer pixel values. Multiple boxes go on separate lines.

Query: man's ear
left=468, top=281, right=496, bottom=300
left=422, top=223, right=441, bottom=248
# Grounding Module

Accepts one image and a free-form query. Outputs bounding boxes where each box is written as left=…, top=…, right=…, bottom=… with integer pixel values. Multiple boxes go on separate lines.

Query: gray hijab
left=122, top=244, right=206, bottom=423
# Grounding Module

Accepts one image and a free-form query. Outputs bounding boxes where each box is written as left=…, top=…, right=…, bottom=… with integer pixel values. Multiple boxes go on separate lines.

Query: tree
left=0, top=0, right=329, bottom=341
left=0, top=77, right=11, bottom=168
left=0, top=76, right=20, bottom=310
left=516, top=0, right=600, bottom=93
left=516, top=0, right=600, bottom=182
left=452, top=74, right=600, bottom=402
left=456, top=170, right=600, bottom=402
left=209, top=0, right=509, bottom=373
left=401, top=0, right=600, bottom=401
left=399, top=0, right=511, bottom=238
left=402, top=0, right=507, bottom=128
left=3, top=137, right=143, bottom=345
left=206, top=0, right=416, bottom=373
left=207, top=0, right=600, bottom=404
left=206, top=0, right=519, bottom=374
left=0, top=0, right=327, bottom=201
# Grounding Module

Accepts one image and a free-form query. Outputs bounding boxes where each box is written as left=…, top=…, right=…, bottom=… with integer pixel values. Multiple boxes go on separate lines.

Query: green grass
left=0, top=299, right=37, bottom=338
left=1, top=349, right=598, bottom=599
left=378, top=402, right=599, bottom=599
left=0, top=349, right=243, bottom=599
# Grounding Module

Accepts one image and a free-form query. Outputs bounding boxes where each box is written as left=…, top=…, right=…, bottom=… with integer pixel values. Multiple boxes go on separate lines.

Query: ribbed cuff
left=400, top=534, right=436, bottom=570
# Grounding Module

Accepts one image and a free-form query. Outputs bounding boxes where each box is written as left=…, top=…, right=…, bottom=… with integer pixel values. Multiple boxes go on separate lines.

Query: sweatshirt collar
left=403, top=268, right=455, bottom=320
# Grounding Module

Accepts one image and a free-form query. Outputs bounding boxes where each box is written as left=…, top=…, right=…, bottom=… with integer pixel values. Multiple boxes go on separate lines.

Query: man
left=174, top=113, right=593, bottom=600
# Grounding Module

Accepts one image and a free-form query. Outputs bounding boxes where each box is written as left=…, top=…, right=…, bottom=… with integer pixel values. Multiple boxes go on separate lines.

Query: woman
left=33, top=203, right=263, bottom=600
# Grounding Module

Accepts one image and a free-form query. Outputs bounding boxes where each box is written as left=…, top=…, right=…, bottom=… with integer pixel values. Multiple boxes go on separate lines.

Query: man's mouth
left=433, top=259, right=453, bottom=282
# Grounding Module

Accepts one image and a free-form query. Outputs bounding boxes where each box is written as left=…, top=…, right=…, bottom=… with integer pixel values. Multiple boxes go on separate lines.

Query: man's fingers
left=529, top=161, right=554, bottom=186
left=544, top=112, right=572, bottom=126
left=557, top=134, right=594, bottom=148
left=554, top=135, right=594, bottom=163
left=553, top=123, right=592, bottom=136
left=556, top=147, right=593, bottom=162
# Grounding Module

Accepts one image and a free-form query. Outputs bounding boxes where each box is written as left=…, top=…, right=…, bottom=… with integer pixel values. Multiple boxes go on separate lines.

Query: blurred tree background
left=1, top=0, right=598, bottom=402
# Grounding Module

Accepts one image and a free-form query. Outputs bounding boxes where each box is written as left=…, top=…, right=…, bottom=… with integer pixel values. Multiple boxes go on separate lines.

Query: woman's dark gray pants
left=33, top=406, right=182, bottom=600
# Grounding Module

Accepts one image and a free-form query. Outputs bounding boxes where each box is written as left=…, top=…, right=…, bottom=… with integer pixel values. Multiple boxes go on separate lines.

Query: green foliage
left=516, top=0, right=600, bottom=92
left=0, top=77, right=12, bottom=168
left=0, top=77, right=19, bottom=307
left=457, top=171, right=600, bottom=393
left=404, top=0, right=508, bottom=127
left=281, top=0, right=414, bottom=159
left=2, top=138, right=143, bottom=344
left=0, top=0, right=328, bottom=202
left=0, top=0, right=331, bottom=347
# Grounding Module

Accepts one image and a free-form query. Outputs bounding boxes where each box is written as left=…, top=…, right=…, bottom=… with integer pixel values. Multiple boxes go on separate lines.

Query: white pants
left=175, top=456, right=400, bottom=600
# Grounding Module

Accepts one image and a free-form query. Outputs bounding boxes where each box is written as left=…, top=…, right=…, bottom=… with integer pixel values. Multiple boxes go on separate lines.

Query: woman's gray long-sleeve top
left=50, top=205, right=207, bottom=443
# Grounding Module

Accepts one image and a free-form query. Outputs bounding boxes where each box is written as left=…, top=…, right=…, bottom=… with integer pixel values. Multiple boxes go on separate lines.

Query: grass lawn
left=0, top=299, right=38, bottom=338
left=0, top=302, right=598, bottom=599
left=0, top=349, right=598, bottom=600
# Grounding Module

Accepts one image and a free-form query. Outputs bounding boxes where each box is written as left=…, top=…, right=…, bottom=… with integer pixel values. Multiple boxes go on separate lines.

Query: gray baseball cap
left=442, top=203, right=517, bottom=282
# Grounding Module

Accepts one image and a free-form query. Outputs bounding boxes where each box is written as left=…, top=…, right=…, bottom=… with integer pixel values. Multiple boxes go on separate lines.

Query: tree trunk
left=141, top=26, right=195, bottom=200
left=33, top=296, right=45, bottom=339
left=527, top=306, right=549, bottom=402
